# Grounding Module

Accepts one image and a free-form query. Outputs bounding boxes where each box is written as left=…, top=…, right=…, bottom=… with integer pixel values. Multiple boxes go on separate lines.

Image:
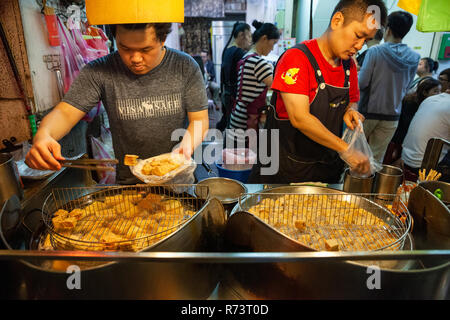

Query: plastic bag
left=416, top=0, right=450, bottom=32
left=341, top=120, right=382, bottom=178
left=57, top=18, right=109, bottom=122
left=57, top=17, right=85, bottom=93
left=130, top=153, right=197, bottom=185
left=90, top=136, right=116, bottom=184
left=222, top=148, right=257, bottom=171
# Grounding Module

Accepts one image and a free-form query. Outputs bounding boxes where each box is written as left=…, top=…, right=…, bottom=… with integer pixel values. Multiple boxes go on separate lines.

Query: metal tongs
left=59, top=158, right=118, bottom=171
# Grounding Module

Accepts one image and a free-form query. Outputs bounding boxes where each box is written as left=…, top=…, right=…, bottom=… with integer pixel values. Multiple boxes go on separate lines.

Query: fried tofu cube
left=96, top=208, right=117, bottom=220
left=84, top=201, right=109, bottom=215
left=137, top=193, right=163, bottom=211
left=125, top=225, right=146, bottom=239
left=123, top=194, right=144, bottom=204
left=52, top=215, right=77, bottom=232
left=124, top=154, right=139, bottom=166
left=54, top=209, right=69, bottom=217
left=113, top=201, right=135, bottom=214
left=161, top=199, right=183, bottom=213
left=68, top=208, right=86, bottom=220
left=324, top=239, right=339, bottom=251
left=103, top=195, right=124, bottom=207
left=100, top=231, right=123, bottom=245
left=294, top=219, right=307, bottom=231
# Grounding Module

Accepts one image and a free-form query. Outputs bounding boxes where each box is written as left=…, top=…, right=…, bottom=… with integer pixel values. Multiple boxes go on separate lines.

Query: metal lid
left=195, top=177, right=247, bottom=204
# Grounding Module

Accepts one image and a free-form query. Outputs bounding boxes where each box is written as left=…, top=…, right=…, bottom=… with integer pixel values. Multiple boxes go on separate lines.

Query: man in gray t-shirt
left=26, top=23, right=209, bottom=184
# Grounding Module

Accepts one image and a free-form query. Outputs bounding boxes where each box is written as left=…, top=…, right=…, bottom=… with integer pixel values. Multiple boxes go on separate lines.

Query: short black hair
left=331, top=0, right=388, bottom=28
left=110, top=23, right=172, bottom=42
left=251, top=20, right=280, bottom=43
left=440, top=68, right=450, bottom=79
left=421, top=57, right=439, bottom=74
left=373, top=28, right=384, bottom=41
left=387, top=11, right=413, bottom=39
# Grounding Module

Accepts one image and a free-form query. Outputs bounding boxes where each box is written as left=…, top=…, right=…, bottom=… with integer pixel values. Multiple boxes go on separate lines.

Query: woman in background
left=407, top=57, right=439, bottom=94
left=227, top=20, right=280, bottom=146
left=217, top=22, right=252, bottom=131
left=384, top=77, right=441, bottom=165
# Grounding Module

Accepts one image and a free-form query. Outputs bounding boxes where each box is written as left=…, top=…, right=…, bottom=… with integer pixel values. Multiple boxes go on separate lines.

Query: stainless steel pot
left=0, top=153, right=23, bottom=205
left=195, top=177, right=247, bottom=215
left=225, top=185, right=449, bottom=299
left=373, top=165, right=403, bottom=198
left=0, top=193, right=226, bottom=299
left=343, top=168, right=374, bottom=193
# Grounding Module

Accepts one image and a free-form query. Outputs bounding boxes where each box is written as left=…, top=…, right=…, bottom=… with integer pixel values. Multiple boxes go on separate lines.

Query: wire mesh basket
left=41, top=184, right=208, bottom=252
left=237, top=192, right=412, bottom=252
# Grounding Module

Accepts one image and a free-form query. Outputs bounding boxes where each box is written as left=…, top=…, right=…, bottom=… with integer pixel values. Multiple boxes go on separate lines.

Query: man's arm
left=25, top=102, right=86, bottom=170
left=281, top=92, right=369, bottom=173
left=175, top=109, right=209, bottom=158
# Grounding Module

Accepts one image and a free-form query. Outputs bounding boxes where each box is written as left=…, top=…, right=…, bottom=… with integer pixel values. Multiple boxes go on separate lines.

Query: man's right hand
left=339, top=147, right=371, bottom=176
left=25, top=134, right=65, bottom=171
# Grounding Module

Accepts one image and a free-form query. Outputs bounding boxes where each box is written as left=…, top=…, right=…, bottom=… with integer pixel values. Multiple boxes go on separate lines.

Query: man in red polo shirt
left=250, top=0, right=387, bottom=184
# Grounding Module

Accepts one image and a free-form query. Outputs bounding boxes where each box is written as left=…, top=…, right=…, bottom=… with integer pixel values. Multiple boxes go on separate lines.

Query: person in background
left=438, top=68, right=450, bottom=93
left=355, top=28, right=383, bottom=70
left=201, top=49, right=220, bottom=110
left=192, top=54, right=205, bottom=79
left=216, top=22, right=252, bottom=131
left=384, top=78, right=441, bottom=165
left=227, top=20, right=280, bottom=145
left=250, top=0, right=388, bottom=184
left=359, top=11, right=420, bottom=163
left=401, top=91, right=450, bottom=181
left=407, top=57, right=439, bottom=94
left=25, top=23, right=209, bottom=184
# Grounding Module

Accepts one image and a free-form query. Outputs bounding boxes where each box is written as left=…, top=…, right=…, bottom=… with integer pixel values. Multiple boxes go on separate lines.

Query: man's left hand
left=343, top=107, right=365, bottom=130
left=172, top=145, right=192, bottom=160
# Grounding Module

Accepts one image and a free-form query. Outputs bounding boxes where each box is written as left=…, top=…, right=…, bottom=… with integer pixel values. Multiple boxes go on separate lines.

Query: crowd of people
left=211, top=5, right=449, bottom=182
left=25, top=0, right=449, bottom=184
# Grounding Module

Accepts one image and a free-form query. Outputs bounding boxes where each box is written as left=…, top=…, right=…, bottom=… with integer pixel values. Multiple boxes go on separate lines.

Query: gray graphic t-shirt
left=63, top=48, right=208, bottom=183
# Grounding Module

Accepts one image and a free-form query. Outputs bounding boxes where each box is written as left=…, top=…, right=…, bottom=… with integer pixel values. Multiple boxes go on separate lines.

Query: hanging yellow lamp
left=85, top=0, right=184, bottom=25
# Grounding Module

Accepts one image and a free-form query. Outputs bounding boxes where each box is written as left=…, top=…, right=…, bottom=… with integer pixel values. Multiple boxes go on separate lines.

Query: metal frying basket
left=237, top=192, right=411, bottom=252
left=41, top=185, right=208, bottom=252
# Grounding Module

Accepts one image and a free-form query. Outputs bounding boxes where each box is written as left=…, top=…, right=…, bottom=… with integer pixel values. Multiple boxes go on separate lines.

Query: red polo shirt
left=272, top=39, right=360, bottom=119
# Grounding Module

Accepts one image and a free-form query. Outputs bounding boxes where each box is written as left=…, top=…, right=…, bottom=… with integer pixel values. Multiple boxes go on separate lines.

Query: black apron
left=249, top=43, right=351, bottom=184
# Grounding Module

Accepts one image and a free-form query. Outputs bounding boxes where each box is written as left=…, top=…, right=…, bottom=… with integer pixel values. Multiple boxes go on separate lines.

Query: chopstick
left=61, top=164, right=116, bottom=172
left=59, top=158, right=118, bottom=172
left=59, top=159, right=119, bottom=165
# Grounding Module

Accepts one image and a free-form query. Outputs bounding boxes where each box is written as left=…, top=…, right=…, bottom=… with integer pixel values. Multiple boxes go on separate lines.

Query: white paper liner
left=130, top=153, right=197, bottom=185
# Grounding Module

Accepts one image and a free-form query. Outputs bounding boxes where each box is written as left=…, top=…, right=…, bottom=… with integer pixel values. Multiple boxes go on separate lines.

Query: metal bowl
left=195, top=177, right=247, bottom=205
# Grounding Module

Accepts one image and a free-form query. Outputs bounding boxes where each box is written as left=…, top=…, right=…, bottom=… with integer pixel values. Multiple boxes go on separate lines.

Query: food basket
left=40, top=184, right=208, bottom=255
left=129, top=153, right=197, bottom=185
left=235, top=190, right=412, bottom=252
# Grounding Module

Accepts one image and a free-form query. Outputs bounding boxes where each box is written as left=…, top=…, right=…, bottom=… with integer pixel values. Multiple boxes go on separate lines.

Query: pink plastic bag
left=57, top=18, right=109, bottom=122
left=57, top=17, right=84, bottom=93
left=90, top=135, right=116, bottom=184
